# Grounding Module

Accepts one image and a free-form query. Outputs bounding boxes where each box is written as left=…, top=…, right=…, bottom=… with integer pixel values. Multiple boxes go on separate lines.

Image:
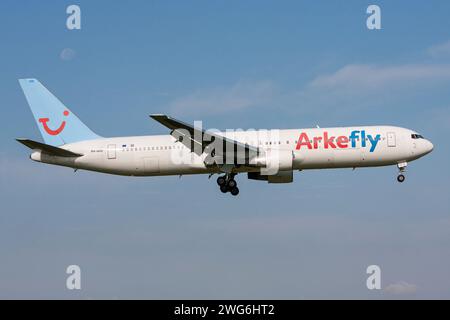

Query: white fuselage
left=30, top=126, right=434, bottom=177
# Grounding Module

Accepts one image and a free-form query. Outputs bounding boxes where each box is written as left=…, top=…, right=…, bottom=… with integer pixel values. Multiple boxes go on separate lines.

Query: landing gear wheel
left=216, top=173, right=239, bottom=195
left=397, top=174, right=405, bottom=183
left=217, top=176, right=226, bottom=186
left=230, top=187, right=240, bottom=196
left=227, top=179, right=237, bottom=189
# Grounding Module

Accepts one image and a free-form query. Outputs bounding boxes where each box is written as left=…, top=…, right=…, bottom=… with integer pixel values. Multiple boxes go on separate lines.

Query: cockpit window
left=411, top=134, right=425, bottom=139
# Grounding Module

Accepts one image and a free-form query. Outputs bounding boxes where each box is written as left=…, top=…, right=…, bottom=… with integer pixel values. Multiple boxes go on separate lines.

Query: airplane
left=17, top=79, right=434, bottom=196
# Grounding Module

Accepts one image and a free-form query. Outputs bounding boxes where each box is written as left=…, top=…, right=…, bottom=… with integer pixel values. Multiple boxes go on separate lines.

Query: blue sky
left=1, top=0, right=450, bottom=299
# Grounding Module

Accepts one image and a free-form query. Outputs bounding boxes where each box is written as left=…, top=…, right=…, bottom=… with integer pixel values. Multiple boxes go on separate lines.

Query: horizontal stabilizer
left=16, top=138, right=83, bottom=157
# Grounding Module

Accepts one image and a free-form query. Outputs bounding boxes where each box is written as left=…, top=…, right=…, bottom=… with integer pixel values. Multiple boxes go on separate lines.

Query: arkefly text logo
left=39, top=110, right=70, bottom=136
left=296, top=130, right=381, bottom=152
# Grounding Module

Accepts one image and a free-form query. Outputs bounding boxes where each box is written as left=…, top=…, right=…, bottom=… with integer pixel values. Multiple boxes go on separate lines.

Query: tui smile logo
left=39, top=110, right=70, bottom=136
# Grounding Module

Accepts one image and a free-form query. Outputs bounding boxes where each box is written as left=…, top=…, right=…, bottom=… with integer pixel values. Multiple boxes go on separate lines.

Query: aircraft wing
left=16, top=138, right=83, bottom=157
left=150, top=114, right=263, bottom=164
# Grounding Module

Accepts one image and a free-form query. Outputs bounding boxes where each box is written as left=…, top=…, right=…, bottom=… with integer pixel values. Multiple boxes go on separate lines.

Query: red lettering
left=323, top=132, right=336, bottom=149
left=337, top=136, right=349, bottom=148
left=296, top=133, right=312, bottom=150
left=313, top=136, right=322, bottom=149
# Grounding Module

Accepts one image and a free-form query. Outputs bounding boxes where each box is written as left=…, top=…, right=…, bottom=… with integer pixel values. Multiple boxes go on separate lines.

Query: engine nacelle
left=248, top=149, right=294, bottom=183
left=251, top=149, right=294, bottom=172
left=248, top=170, right=294, bottom=184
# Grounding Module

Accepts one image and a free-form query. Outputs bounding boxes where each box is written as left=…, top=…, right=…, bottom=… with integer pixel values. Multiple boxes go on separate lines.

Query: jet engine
left=248, top=149, right=294, bottom=183
left=248, top=170, right=293, bottom=183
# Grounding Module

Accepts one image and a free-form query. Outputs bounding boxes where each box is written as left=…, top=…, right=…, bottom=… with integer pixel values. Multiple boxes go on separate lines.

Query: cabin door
left=387, top=132, right=396, bottom=147
left=107, top=144, right=116, bottom=159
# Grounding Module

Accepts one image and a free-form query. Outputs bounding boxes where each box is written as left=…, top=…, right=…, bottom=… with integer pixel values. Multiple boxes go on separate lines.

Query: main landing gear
left=217, top=174, right=239, bottom=196
left=397, top=162, right=407, bottom=183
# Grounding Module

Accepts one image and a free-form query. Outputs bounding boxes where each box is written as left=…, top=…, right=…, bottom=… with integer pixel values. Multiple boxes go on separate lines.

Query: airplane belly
left=142, top=157, right=161, bottom=174
left=295, top=149, right=335, bottom=169
left=137, top=152, right=209, bottom=176
left=333, top=148, right=362, bottom=167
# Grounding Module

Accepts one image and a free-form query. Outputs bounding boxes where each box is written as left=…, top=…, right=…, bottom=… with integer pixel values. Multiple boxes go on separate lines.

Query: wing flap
left=150, top=114, right=263, bottom=161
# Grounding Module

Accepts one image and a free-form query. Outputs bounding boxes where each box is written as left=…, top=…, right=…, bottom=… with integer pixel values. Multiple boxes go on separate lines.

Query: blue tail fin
left=19, top=79, right=100, bottom=146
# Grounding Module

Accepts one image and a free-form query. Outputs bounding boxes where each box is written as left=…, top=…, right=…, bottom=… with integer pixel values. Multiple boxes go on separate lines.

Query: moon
left=60, top=48, right=76, bottom=61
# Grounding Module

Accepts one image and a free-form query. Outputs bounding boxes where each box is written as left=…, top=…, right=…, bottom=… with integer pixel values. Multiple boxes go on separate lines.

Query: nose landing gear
left=397, top=162, right=407, bottom=183
left=217, top=174, right=239, bottom=196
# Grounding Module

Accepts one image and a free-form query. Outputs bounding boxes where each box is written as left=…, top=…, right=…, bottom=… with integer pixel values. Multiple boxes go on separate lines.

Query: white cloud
left=384, top=281, right=418, bottom=295
left=309, top=64, right=450, bottom=91
left=428, top=40, right=450, bottom=58
left=168, top=80, right=277, bottom=115
left=284, top=63, right=450, bottom=118
left=165, top=63, right=450, bottom=119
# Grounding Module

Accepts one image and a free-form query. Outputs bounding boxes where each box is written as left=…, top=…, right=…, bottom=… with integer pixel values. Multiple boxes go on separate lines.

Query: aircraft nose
left=424, top=139, right=434, bottom=154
